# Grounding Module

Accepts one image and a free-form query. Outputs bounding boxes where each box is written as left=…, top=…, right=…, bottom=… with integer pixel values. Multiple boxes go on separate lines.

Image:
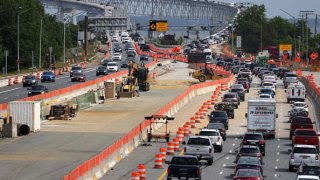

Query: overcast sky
left=220, top=0, right=320, bottom=18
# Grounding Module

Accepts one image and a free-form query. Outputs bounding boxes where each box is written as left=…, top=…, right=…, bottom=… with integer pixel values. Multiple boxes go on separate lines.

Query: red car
left=292, top=129, right=319, bottom=150
left=290, top=117, right=314, bottom=139
left=233, top=169, right=264, bottom=180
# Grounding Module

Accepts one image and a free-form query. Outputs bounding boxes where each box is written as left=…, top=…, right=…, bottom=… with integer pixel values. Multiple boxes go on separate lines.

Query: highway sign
left=310, top=52, right=318, bottom=61
left=149, top=20, right=157, bottom=31
left=279, top=44, right=292, bottom=60
left=156, top=20, right=168, bottom=32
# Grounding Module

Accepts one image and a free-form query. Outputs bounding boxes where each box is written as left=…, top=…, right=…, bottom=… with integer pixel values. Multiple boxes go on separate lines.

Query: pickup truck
left=292, top=129, right=319, bottom=151
left=166, top=155, right=203, bottom=180
left=184, top=136, right=214, bottom=165
left=290, top=117, right=314, bottom=139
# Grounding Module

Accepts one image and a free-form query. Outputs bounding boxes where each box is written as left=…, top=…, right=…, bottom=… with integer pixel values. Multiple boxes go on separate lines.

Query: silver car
left=289, top=145, right=320, bottom=172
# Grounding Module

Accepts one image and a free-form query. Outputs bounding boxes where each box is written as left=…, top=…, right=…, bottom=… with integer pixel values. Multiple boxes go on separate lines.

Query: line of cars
left=23, top=71, right=56, bottom=96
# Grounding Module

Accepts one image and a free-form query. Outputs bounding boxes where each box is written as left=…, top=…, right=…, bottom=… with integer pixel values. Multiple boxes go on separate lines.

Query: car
left=261, top=82, right=276, bottom=93
left=222, top=93, right=240, bottom=108
left=198, top=129, right=223, bottom=152
left=262, top=75, right=277, bottom=87
left=122, top=36, right=130, bottom=43
left=284, top=72, right=298, bottom=88
left=241, top=132, right=266, bottom=156
left=113, top=44, right=122, bottom=53
left=206, top=122, right=227, bottom=141
left=237, top=73, right=252, bottom=83
left=291, top=102, right=309, bottom=112
left=106, top=62, right=119, bottom=72
left=290, top=117, right=314, bottom=139
left=140, top=44, right=150, bottom=52
left=27, top=85, right=48, bottom=96
left=271, top=68, right=279, bottom=75
left=297, top=162, right=320, bottom=177
left=137, top=37, right=145, bottom=45
left=234, top=156, right=263, bottom=175
left=96, top=66, right=108, bottom=76
left=23, top=75, right=38, bottom=87
left=120, top=60, right=129, bottom=68
left=70, top=66, right=83, bottom=77
left=166, top=155, right=204, bottom=180
left=214, top=102, right=235, bottom=119
left=112, top=53, right=122, bottom=61
left=279, top=69, right=291, bottom=79
left=259, top=94, right=273, bottom=99
left=127, top=51, right=136, bottom=58
left=41, top=71, right=55, bottom=82
left=235, top=145, right=263, bottom=163
left=208, top=110, right=229, bottom=130
left=111, top=36, right=118, bottom=42
left=140, top=54, right=149, bottom=61
left=71, top=72, right=86, bottom=82
left=230, top=84, right=246, bottom=101
left=296, top=175, right=320, bottom=180
left=127, top=47, right=136, bottom=54
left=292, top=129, right=319, bottom=150
left=259, top=88, right=275, bottom=98
left=184, top=136, right=215, bottom=165
left=233, top=169, right=264, bottom=180
left=289, top=145, right=320, bottom=172
left=216, top=61, right=225, bottom=67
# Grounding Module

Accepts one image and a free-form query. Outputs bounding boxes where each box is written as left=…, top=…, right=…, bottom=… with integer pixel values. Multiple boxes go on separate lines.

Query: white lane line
left=3, top=98, right=7, bottom=100
left=219, top=171, right=223, bottom=175
left=229, top=150, right=233, bottom=153
left=274, top=174, right=278, bottom=177
left=276, top=159, right=279, bottom=162
left=65, top=80, right=69, bottom=83
left=277, top=138, right=280, bottom=141
left=277, top=145, right=280, bottom=149
left=0, top=87, right=22, bottom=94
left=223, top=163, right=226, bottom=167
left=275, top=166, right=278, bottom=169
left=226, top=156, right=229, bottom=160
left=232, top=143, right=235, bottom=147
left=277, top=152, right=280, bottom=155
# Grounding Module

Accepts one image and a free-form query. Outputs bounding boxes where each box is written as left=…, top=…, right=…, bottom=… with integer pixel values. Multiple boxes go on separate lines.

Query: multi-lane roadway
left=102, top=74, right=319, bottom=180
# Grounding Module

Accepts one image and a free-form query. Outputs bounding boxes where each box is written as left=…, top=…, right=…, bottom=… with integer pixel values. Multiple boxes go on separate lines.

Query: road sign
left=236, top=36, right=241, bottom=48
left=156, top=20, right=168, bottom=32
left=149, top=20, right=156, bottom=31
left=310, top=52, right=318, bottom=61
left=279, top=44, right=292, bottom=60
left=149, top=20, right=168, bottom=32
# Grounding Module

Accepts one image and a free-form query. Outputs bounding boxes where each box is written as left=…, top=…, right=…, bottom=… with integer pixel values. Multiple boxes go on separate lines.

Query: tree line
left=233, top=5, right=320, bottom=59
left=0, top=0, right=80, bottom=73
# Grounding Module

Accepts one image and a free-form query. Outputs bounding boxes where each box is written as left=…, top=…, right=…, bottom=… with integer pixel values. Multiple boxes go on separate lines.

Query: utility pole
left=17, top=14, right=20, bottom=72
left=84, top=16, right=88, bottom=59
left=314, top=14, right=318, bottom=36
left=39, top=16, right=42, bottom=69
left=4, top=50, right=8, bottom=76
left=279, top=9, right=297, bottom=60
left=31, top=51, right=34, bottom=74
left=300, top=11, right=314, bottom=64
left=260, top=15, right=263, bottom=52
left=148, top=0, right=155, bottom=39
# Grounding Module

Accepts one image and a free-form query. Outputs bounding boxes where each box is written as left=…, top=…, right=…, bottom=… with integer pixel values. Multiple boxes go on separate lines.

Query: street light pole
left=300, top=11, right=314, bottom=64
left=63, top=19, right=66, bottom=64
left=17, top=14, right=20, bottom=72
left=39, top=16, right=42, bottom=69
left=280, top=9, right=297, bottom=60
left=5, top=50, right=8, bottom=76
left=260, top=15, right=263, bottom=52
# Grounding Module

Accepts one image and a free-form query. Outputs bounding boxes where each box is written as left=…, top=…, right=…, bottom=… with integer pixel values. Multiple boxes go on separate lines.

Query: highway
left=102, top=75, right=319, bottom=180
left=0, top=42, right=150, bottom=104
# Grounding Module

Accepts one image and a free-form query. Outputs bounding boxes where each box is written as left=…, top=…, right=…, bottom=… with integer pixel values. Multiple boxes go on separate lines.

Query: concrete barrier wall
left=64, top=74, right=233, bottom=180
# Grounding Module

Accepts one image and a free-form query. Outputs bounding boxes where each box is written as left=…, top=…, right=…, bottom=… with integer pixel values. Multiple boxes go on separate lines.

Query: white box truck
left=286, top=83, right=306, bottom=103
left=246, top=98, right=277, bottom=138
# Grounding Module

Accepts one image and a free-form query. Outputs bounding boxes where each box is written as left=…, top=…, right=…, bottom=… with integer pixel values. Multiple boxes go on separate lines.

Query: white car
left=137, top=37, right=145, bottom=45
left=127, top=48, right=136, bottom=53
left=259, top=93, right=273, bottom=99
left=122, top=37, right=130, bottom=43
left=263, top=75, right=277, bottom=87
left=184, top=136, right=214, bottom=165
left=291, top=102, right=309, bottom=111
left=106, top=62, right=119, bottom=72
left=198, top=129, right=223, bottom=152
left=111, top=36, right=118, bottom=42
left=261, top=82, right=276, bottom=93
left=289, top=145, right=320, bottom=172
left=296, top=175, right=320, bottom=180
left=112, top=53, right=122, bottom=61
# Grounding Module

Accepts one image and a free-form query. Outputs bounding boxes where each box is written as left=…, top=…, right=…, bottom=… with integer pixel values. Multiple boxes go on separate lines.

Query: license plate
left=301, top=156, right=310, bottom=159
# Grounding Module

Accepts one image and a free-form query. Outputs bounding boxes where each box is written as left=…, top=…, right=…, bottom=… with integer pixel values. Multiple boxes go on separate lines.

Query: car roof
left=200, top=129, right=219, bottom=132
left=188, top=136, right=210, bottom=139
left=294, top=144, right=317, bottom=148
left=241, top=145, right=259, bottom=149
left=172, top=155, right=198, bottom=158
left=297, top=175, right=320, bottom=179
left=244, top=132, right=263, bottom=136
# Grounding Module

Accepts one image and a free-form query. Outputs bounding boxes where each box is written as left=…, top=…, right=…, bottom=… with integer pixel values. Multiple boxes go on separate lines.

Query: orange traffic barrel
left=190, top=117, right=196, bottom=128
left=173, top=138, right=180, bottom=151
left=131, top=171, right=140, bottom=180
left=159, top=148, right=166, bottom=162
left=8, top=78, right=12, bottom=86
left=13, top=76, right=19, bottom=84
left=176, top=130, right=184, bottom=142
left=167, top=142, right=175, bottom=155
left=154, top=154, right=163, bottom=169
left=138, top=164, right=146, bottom=180
left=183, top=123, right=191, bottom=137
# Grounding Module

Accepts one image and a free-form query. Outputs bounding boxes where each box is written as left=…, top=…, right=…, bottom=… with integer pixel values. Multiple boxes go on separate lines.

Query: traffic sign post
left=309, top=52, right=318, bottom=61
left=149, top=20, right=156, bottom=31
left=149, top=20, right=168, bottom=32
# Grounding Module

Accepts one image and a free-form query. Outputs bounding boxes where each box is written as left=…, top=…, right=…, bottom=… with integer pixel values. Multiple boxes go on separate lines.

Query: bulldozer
left=192, top=63, right=216, bottom=82
left=117, top=60, right=150, bottom=98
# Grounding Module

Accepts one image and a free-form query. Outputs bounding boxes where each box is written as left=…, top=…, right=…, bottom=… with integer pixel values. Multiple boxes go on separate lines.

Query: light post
left=39, top=16, right=42, bottom=69
left=17, top=8, right=31, bottom=73
left=4, top=50, right=8, bottom=76
left=260, top=15, right=263, bottom=52
left=298, top=36, right=301, bottom=53
left=49, top=47, right=53, bottom=70
left=280, top=9, right=297, bottom=60
left=300, top=10, right=314, bottom=64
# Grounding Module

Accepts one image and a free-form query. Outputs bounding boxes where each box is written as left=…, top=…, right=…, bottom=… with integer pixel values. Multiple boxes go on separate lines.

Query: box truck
left=246, top=98, right=277, bottom=138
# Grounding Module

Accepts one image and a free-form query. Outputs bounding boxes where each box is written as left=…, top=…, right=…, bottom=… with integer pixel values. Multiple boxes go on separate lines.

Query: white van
left=286, top=83, right=306, bottom=103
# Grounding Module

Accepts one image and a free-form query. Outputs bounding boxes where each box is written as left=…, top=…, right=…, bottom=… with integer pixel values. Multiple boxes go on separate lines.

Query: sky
left=220, top=0, right=320, bottom=18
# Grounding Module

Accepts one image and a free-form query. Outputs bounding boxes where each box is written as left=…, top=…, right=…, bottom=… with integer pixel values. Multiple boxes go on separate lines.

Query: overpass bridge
left=40, top=0, right=238, bottom=30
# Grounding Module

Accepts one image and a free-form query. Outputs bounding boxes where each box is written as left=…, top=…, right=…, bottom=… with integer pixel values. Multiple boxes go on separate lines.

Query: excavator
left=117, top=60, right=150, bottom=98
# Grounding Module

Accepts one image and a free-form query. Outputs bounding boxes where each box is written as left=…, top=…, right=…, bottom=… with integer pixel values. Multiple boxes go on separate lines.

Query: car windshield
left=43, top=72, right=52, bottom=75
left=260, top=95, right=271, bottom=98
left=108, top=63, right=117, bottom=67
left=262, top=83, right=273, bottom=86
left=207, top=123, right=224, bottom=130
left=25, top=76, right=35, bottom=79
left=236, top=170, right=261, bottom=177
left=295, top=130, right=316, bottom=136
left=231, top=89, right=242, bottom=93
left=31, top=86, right=44, bottom=90
left=71, top=67, right=81, bottom=70
left=224, top=94, right=236, bottom=98
left=240, top=147, right=259, bottom=153
left=292, top=118, right=312, bottom=124
left=286, top=73, right=297, bottom=77
left=244, top=134, right=263, bottom=140
left=294, top=147, right=317, bottom=154
left=98, top=67, right=106, bottom=70
left=187, top=138, right=210, bottom=146
left=301, top=166, right=320, bottom=176
left=260, top=89, right=272, bottom=94
left=237, top=78, right=248, bottom=82
left=73, top=73, right=83, bottom=76
left=294, top=103, right=305, bottom=107
left=211, top=111, right=227, bottom=117
left=171, top=157, right=199, bottom=165
left=232, top=84, right=243, bottom=89
left=199, top=131, right=219, bottom=136
left=238, top=157, right=260, bottom=165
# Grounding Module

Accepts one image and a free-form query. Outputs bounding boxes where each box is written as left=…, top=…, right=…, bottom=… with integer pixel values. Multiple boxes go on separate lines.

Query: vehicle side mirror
left=235, top=150, right=238, bottom=153
left=182, top=141, right=186, bottom=145
left=199, top=160, right=207, bottom=166
left=165, top=160, right=171, bottom=164
left=276, top=114, right=278, bottom=118
left=195, top=133, right=199, bottom=136
left=245, top=113, right=247, bottom=118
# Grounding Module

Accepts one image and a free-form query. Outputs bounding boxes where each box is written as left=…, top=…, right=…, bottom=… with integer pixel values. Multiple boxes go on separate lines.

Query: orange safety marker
left=58, top=68, right=63, bottom=75
left=183, top=123, right=190, bottom=137
left=195, top=113, right=201, bottom=123
left=8, top=78, right=12, bottom=86
left=138, top=164, right=146, bottom=180
left=176, top=130, right=184, bottom=142
left=159, top=148, right=166, bottom=162
left=131, top=171, right=140, bottom=180
left=190, top=117, right=196, bottom=128
left=13, top=76, right=19, bottom=84
left=167, top=142, right=175, bottom=155
left=173, top=138, right=180, bottom=151
left=154, top=154, right=163, bottom=168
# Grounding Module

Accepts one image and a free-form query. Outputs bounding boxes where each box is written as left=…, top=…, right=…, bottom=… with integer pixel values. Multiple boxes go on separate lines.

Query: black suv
left=230, top=86, right=245, bottom=101
left=241, top=132, right=266, bottom=156
left=208, top=110, right=229, bottom=130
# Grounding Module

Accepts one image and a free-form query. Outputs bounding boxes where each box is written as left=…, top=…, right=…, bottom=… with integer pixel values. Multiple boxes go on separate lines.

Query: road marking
left=277, top=145, right=280, bottom=149
left=222, top=163, right=226, bottom=167
left=3, top=98, right=7, bottom=100
left=219, top=171, right=223, bottom=175
left=158, top=149, right=184, bottom=180
left=276, top=159, right=279, bottom=162
left=229, top=150, right=233, bottom=153
left=275, top=166, right=278, bottom=169
left=277, top=138, right=280, bottom=141
left=0, top=87, right=22, bottom=94
left=275, top=174, right=278, bottom=177
left=232, top=143, right=235, bottom=146
left=226, top=156, right=229, bottom=160
left=277, top=152, right=280, bottom=155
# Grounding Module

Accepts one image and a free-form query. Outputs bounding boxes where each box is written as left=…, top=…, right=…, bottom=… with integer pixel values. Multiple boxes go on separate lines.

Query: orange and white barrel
left=166, top=142, right=175, bottom=155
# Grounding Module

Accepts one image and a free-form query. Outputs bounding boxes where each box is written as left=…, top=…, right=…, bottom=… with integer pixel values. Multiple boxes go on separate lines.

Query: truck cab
left=286, top=83, right=306, bottom=103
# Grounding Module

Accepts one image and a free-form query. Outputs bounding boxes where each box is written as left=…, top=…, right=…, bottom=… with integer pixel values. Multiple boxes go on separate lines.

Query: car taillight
left=184, top=147, right=186, bottom=152
left=209, top=148, right=212, bottom=153
left=259, top=140, right=265, bottom=145
left=316, top=155, right=319, bottom=160
left=167, top=168, right=170, bottom=174
left=291, top=153, right=294, bottom=159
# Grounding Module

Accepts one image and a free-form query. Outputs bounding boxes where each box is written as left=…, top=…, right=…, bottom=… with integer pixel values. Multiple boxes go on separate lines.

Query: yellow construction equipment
left=192, top=63, right=216, bottom=82
left=118, top=76, right=138, bottom=98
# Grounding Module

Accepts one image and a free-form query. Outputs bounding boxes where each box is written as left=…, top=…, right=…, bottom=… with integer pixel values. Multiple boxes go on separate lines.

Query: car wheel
left=96, top=74, right=99, bottom=76
left=208, top=158, right=213, bottom=165
left=52, top=79, right=55, bottom=82
left=219, top=145, right=223, bottom=152
left=289, top=165, right=294, bottom=172
left=71, top=79, right=74, bottom=82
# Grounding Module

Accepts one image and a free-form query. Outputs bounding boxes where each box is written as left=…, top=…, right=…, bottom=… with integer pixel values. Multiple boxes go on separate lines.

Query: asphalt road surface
left=102, top=75, right=319, bottom=180
left=0, top=41, right=150, bottom=104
